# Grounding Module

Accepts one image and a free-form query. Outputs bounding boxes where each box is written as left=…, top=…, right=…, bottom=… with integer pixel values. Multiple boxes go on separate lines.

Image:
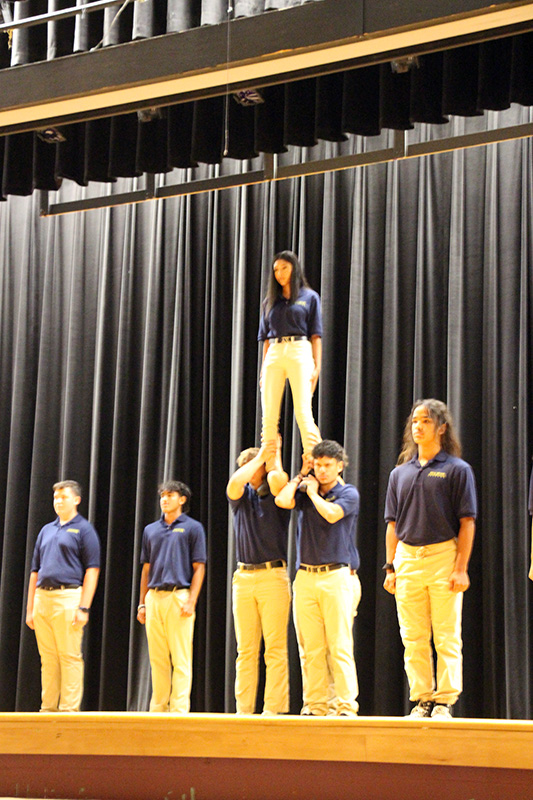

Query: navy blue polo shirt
left=529, top=466, right=533, bottom=515
left=31, top=514, right=101, bottom=587
left=295, top=481, right=360, bottom=568
left=384, top=450, right=477, bottom=546
left=257, top=287, right=323, bottom=341
left=141, top=513, right=207, bottom=589
left=228, top=484, right=290, bottom=564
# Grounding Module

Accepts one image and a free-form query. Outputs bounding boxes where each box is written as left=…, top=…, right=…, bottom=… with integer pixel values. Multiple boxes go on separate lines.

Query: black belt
left=299, top=563, right=347, bottom=573
left=238, top=559, right=286, bottom=571
left=268, top=335, right=308, bottom=343
left=39, top=584, right=81, bottom=590
left=152, top=585, right=188, bottom=592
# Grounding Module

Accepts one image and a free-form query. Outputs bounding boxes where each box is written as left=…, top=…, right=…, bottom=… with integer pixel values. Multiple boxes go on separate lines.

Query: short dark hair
left=312, top=440, right=349, bottom=467
left=158, top=480, right=191, bottom=513
left=53, top=480, right=82, bottom=499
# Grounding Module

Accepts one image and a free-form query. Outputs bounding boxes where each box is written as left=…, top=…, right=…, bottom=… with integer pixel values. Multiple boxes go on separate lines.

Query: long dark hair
left=264, top=250, right=310, bottom=314
left=397, top=398, right=462, bottom=465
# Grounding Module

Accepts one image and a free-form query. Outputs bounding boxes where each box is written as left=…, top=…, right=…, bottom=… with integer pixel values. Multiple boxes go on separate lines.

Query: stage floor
left=1, top=712, right=533, bottom=800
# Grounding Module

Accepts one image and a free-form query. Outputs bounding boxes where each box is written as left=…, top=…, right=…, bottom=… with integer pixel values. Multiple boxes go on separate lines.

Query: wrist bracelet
left=137, top=604, right=146, bottom=610
left=78, top=606, right=90, bottom=613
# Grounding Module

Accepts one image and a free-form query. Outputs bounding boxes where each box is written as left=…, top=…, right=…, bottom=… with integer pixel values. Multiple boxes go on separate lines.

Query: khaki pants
left=293, top=567, right=359, bottom=715
left=232, top=564, right=291, bottom=714
left=145, top=588, right=195, bottom=713
left=261, top=339, right=321, bottom=454
left=33, top=587, right=84, bottom=712
left=394, top=539, right=463, bottom=705
left=296, top=570, right=361, bottom=714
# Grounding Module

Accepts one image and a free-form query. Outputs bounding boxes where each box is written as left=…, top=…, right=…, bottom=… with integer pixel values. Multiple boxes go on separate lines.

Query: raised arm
left=226, top=445, right=268, bottom=500
left=275, top=474, right=303, bottom=509
left=301, top=474, right=344, bottom=524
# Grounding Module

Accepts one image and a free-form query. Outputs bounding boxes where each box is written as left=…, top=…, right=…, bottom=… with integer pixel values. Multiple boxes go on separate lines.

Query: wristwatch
left=78, top=606, right=90, bottom=613
left=382, top=563, right=395, bottom=572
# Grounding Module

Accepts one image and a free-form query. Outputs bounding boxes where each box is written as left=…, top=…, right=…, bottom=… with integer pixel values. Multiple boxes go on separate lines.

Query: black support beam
left=1, top=0, right=533, bottom=134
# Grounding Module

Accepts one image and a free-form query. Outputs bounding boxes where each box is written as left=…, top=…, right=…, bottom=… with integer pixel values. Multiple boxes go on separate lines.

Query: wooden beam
left=1, top=712, right=533, bottom=769
left=1, top=0, right=533, bottom=133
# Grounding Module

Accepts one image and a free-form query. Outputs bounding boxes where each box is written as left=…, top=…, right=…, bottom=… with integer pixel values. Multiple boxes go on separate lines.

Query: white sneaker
left=407, top=701, right=433, bottom=718
left=431, top=704, right=452, bottom=719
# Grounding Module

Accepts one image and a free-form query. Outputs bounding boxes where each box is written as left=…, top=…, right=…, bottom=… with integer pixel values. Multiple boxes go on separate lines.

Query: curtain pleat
left=192, top=97, right=225, bottom=165
left=284, top=79, right=318, bottom=148
left=11, top=0, right=48, bottom=66
left=3, top=12, right=533, bottom=198
left=410, top=52, right=448, bottom=126
left=442, top=44, right=482, bottom=117
left=379, top=65, right=413, bottom=131
left=316, top=74, right=348, bottom=142
left=2, top=109, right=533, bottom=719
left=102, top=3, right=134, bottom=47
left=2, top=133, right=36, bottom=196
left=73, top=0, right=104, bottom=52
left=234, top=0, right=265, bottom=17
left=136, top=114, right=172, bottom=175
left=478, top=39, right=512, bottom=111
left=47, top=0, right=75, bottom=59
left=109, top=114, right=142, bottom=178
left=225, top=101, right=258, bottom=161
left=200, top=0, right=227, bottom=26
left=132, top=0, right=168, bottom=39
left=342, top=66, right=381, bottom=137
left=167, top=0, right=199, bottom=32
left=85, top=117, right=116, bottom=183
left=254, top=85, right=287, bottom=154
left=168, top=104, right=199, bottom=169
left=511, top=33, right=533, bottom=106
left=33, top=135, right=62, bottom=191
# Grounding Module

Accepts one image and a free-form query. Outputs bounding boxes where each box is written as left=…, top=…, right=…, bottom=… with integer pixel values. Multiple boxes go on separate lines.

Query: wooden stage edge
left=1, top=712, right=533, bottom=800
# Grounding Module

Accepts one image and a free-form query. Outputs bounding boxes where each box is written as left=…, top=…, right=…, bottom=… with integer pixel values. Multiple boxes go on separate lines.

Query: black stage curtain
left=1, top=109, right=533, bottom=719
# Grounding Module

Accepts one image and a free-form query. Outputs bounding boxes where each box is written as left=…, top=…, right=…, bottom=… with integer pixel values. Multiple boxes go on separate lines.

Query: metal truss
left=39, top=121, right=533, bottom=216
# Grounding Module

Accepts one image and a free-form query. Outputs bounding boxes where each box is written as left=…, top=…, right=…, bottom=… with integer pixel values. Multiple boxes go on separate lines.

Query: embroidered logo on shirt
left=427, top=471, right=447, bottom=479
left=295, top=300, right=307, bottom=307
left=173, top=527, right=185, bottom=533
left=67, top=528, right=80, bottom=533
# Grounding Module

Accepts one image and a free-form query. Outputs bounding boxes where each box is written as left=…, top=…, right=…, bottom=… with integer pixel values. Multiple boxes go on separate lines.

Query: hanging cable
left=90, top=0, right=133, bottom=51
left=222, top=0, right=233, bottom=157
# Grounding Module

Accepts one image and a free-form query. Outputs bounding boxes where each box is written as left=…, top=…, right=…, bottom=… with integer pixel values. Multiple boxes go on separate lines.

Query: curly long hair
left=397, top=398, right=462, bottom=465
left=264, top=250, right=310, bottom=314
